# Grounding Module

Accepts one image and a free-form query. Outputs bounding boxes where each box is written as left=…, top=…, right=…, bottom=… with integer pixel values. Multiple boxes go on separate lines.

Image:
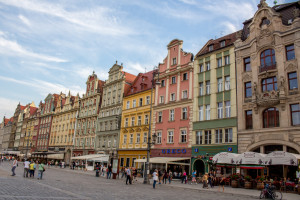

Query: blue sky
left=0, top=0, right=295, bottom=120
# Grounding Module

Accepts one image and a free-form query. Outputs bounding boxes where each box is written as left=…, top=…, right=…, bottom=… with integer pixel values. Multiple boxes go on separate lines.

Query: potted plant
left=256, top=176, right=265, bottom=190
left=230, top=174, right=239, bottom=188
left=244, top=175, right=252, bottom=189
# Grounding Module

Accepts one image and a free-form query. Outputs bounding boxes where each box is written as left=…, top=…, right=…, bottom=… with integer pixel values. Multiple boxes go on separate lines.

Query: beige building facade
left=235, top=1, right=300, bottom=154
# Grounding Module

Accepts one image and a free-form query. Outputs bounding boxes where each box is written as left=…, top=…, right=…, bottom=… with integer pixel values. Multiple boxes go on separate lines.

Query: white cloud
left=222, top=21, right=239, bottom=34
left=178, top=0, right=197, bottom=5
left=0, top=97, right=19, bottom=120
left=0, top=36, right=67, bottom=62
left=18, top=15, right=31, bottom=26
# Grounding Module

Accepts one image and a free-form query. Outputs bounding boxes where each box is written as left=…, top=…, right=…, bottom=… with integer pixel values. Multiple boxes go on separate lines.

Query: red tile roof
left=20, top=105, right=26, bottom=110
left=196, top=32, right=237, bottom=58
left=29, top=107, right=38, bottom=116
left=123, top=72, right=137, bottom=83
left=125, top=70, right=157, bottom=96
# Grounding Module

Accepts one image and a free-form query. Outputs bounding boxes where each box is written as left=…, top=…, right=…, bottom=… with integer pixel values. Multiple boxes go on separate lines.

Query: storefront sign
left=162, top=149, right=186, bottom=154
left=194, top=148, right=199, bottom=153
left=228, top=147, right=232, bottom=152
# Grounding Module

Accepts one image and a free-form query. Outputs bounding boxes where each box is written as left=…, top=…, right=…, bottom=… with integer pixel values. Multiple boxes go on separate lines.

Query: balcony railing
left=259, top=62, right=276, bottom=73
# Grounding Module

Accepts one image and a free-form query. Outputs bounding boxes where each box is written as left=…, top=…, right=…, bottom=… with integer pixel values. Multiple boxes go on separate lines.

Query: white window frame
left=158, top=111, right=162, bottom=123
left=218, top=102, right=223, bottom=119
left=182, top=107, right=188, bottom=120
left=171, top=76, right=176, bottom=84
left=199, top=82, right=204, bottom=96
left=132, top=100, right=136, bottom=108
left=180, top=130, right=187, bottom=143
left=146, top=96, right=150, bottom=105
left=225, top=128, right=233, bottom=143
left=170, top=109, right=174, bottom=121
left=215, top=129, right=223, bottom=144
left=206, top=105, right=210, bottom=120
left=126, top=101, right=130, bottom=109
left=196, top=131, right=203, bottom=145
left=224, top=55, right=230, bottom=65
left=199, top=106, right=203, bottom=121
left=145, top=115, right=149, bottom=125
left=129, top=134, right=133, bottom=144
left=217, top=58, right=222, bottom=68
left=131, top=117, right=135, bottom=126
left=206, top=81, right=210, bottom=94
left=143, top=133, right=147, bottom=143
left=217, top=78, right=223, bottom=92
left=200, top=64, right=204, bottom=72
left=182, top=90, right=188, bottom=99
left=157, top=132, right=162, bottom=144
left=225, top=101, right=231, bottom=118
left=125, top=118, right=128, bottom=127
left=170, top=93, right=176, bottom=101
left=168, top=131, right=174, bottom=143
left=160, top=96, right=164, bottom=104
left=225, top=76, right=230, bottom=91
left=136, top=133, right=140, bottom=143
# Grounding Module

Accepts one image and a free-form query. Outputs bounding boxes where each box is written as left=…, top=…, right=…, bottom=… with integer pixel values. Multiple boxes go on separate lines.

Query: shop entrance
left=193, top=159, right=205, bottom=176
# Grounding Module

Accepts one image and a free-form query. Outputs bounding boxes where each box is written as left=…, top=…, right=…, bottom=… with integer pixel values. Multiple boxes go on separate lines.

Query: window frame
left=262, top=76, right=277, bottom=92
left=158, top=111, right=162, bottom=123
left=263, top=107, right=280, bottom=128
left=168, top=131, right=174, bottom=143
left=170, top=109, right=175, bottom=121
left=196, top=131, right=203, bottom=145
left=180, top=130, right=187, bottom=143
left=156, top=132, right=162, bottom=144
left=217, top=78, right=223, bottom=92
left=171, top=76, right=176, bottom=84
left=225, top=128, right=233, bottom=143
left=290, top=104, right=300, bottom=126
left=199, top=82, right=204, bottom=96
left=244, top=57, right=251, bottom=72
left=286, top=44, right=295, bottom=61
left=215, top=129, right=223, bottom=144
left=288, top=72, right=298, bottom=90
left=217, top=102, right=223, bottom=119
left=183, top=73, right=188, bottom=81
left=245, top=82, right=252, bottom=98
left=199, top=106, right=203, bottom=121
left=182, top=107, right=188, bottom=120
left=204, top=130, right=211, bottom=144
left=245, top=110, right=253, bottom=130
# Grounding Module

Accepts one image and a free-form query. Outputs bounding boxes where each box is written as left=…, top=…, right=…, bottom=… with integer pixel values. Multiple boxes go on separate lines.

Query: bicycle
left=259, top=185, right=282, bottom=200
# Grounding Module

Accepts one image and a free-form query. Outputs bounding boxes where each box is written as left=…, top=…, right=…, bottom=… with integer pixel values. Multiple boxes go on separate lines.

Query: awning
left=71, top=154, right=109, bottom=160
left=88, top=156, right=109, bottom=162
left=212, top=152, right=239, bottom=164
left=134, top=157, right=190, bottom=164
left=1, top=151, right=21, bottom=155
left=264, top=151, right=300, bottom=166
left=240, top=165, right=264, bottom=169
left=235, top=152, right=266, bottom=165
left=47, top=153, right=64, bottom=160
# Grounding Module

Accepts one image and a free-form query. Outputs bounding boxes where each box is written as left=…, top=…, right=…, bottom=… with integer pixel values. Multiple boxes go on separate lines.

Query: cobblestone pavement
left=0, top=161, right=279, bottom=200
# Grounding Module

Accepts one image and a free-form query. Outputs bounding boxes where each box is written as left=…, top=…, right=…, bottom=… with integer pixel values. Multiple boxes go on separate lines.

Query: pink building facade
left=152, top=39, right=193, bottom=172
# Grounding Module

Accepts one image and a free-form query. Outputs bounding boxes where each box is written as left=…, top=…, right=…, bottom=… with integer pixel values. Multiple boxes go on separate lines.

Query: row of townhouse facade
left=0, top=0, right=299, bottom=176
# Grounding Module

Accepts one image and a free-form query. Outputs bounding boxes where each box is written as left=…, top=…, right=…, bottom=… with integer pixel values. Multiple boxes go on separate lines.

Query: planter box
left=257, top=182, right=264, bottom=190
left=245, top=181, right=252, bottom=189
left=231, top=180, right=238, bottom=188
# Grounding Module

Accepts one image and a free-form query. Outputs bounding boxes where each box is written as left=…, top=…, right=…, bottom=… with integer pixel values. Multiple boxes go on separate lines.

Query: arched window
left=263, top=107, right=279, bottom=128
left=260, top=49, right=276, bottom=72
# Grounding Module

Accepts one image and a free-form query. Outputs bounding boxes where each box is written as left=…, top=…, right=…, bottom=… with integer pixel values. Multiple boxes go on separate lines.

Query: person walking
left=158, top=169, right=162, bottom=184
left=191, top=170, right=197, bottom=184
left=107, top=164, right=112, bottom=179
left=203, top=173, right=209, bottom=189
left=208, top=171, right=213, bottom=188
left=37, top=161, right=45, bottom=180
left=11, top=158, right=18, bottom=176
left=168, top=170, right=173, bottom=184
left=182, top=170, right=187, bottom=184
left=218, top=175, right=225, bottom=192
left=23, top=159, right=30, bottom=178
left=72, top=161, right=75, bottom=170
left=29, top=160, right=35, bottom=178
left=153, top=169, right=158, bottom=189
left=126, top=167, right=131, bottom=185
left=163, top=170, right=168, bottom=184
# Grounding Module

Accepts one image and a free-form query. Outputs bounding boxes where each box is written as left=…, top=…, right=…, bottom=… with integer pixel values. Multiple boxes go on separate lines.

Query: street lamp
left=143, top=68, right=160, bottom=184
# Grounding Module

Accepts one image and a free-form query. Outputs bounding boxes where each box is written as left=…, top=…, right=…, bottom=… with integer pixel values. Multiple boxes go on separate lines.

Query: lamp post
left=143, top=68, right=160, bottom=184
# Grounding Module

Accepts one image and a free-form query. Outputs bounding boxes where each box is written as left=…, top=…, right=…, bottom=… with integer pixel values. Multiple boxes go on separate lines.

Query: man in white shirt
left=23, top=159, right=30, bottom=178
left=153, top=169, right=158, bottom=189
left=11, top=158, right=18, bottom=176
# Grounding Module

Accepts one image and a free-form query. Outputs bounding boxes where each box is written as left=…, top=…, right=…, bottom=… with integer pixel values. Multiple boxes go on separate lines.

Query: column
left=189, top=69, right=193, bottom=99
left=166, top=77, right=169, bottom=103
left=177, top=73, right=180, bottom=101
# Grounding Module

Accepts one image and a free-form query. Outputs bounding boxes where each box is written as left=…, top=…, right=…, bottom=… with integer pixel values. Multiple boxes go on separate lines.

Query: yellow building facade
left=118, top=71, right=155, bottom=169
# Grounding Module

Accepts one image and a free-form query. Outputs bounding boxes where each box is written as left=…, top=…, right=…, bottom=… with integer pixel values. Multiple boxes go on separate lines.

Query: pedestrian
left=37, top=161, right=45, bottom=180
left=107, top=164, right=112, bottom=179
left=121, top=167, right=125, bottom=178
left=158, top=168, right=162, bottom=184
left=126, top=167, right=131, bottom=185
left=168, top=170, right=173, bottom=184
left=218, top=175, right=225, bottom=192
left=182, top=170, right=187, bottom=184
left=203, top=173, right=209, bottom=189
left=72, top=161, right=75, bottom=170
left=208, top=171, right=213, bottom=188
left=23, top=159, right=30, bottom=178
left=163, top=170, right=168, bottom=184
left=62, top=161, right=65, bottom=168
left=153, top=169, right=158, bottom=189
left=11, top=157, right=18, bottom=176
left=191, top=170, right=197, bottom=184
left=29, top=160, right=35, bottom=178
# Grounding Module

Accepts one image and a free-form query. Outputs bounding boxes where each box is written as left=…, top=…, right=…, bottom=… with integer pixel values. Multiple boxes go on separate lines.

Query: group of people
left=11, top=158, right=46, bottom=180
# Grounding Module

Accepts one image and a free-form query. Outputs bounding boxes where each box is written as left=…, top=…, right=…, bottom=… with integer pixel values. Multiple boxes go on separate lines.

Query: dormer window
left=208, top=45, right=214, bottom=51
left=260, top=17, right=270, bottom=27
left=220, top=40, right=225, bottom=47
left=131, top=88, right=134, bottom=93
left=172, top=58, right=177, bottom=65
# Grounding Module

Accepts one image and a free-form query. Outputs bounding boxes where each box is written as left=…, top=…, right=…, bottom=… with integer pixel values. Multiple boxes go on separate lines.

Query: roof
left=20, top=105, right=26, bottom=110
left=125, top=70, right=156, bottom=96
left=123, top=72, right=136, bottom=83
left=29, top=107, right=38, bottom=116
left=196, top=32, right=237, bottom=58
left=241, top=1, right=300, bottom=41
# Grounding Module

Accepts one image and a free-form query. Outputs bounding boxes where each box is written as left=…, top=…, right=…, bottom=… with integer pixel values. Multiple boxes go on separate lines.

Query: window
left=206, top=81, right=210, bottom=94
left=217, top=102, right=223, bottom=119
left=182, top=90, right=188, bottom=99
left=263, top=107, right=279, bottom=128
left=208, top=45, right=213, bottom=51
left=205, top=130, right=211, bottom=144
left=161, top=80, right=165, bottom=87
left=260, top=49, right=276, bottom=72
left=157, top=132, right=162, bottom=144
left=139, top=98, right=143, bottom=107
left=225, top=101, right=231, bottom=118
left=129, top=134, right=133, bottom=144
left=125, top=118, right=128, bottom=127
left=138, top=116, right=142, bottom=126
left=136, top=133, right=140, bottom=143
left=290, top=104, right=300, bottom=126
left=225, top=76, right=230, bottom=90
left=180, top=130, right=187, bottom=143
left=172, top=57, right=177, bottom=65
left=170, top=109, right=174, bottom=121
left=199, top=82, right=204, bottom=96
left=217, top=58, right=222, bottom=68
left=245, top=110, right=253, bottom=129
left=244, top=57, right=251, bottom=72
left=206, top=105, right=210, bottom=120
left=170, top=93, right=176, bottom=101
left=126, top=101, right=130, bottom=109
left=131, top=117, right=135, bottom=126
left=132, top=158, right=136, bottom=167
left=126, top=158, right=130, bottom=167
left=168, top=131, right=174, bottom=143
left=145, top=115, right=149, bottom=124
left=217, top=78, right=223, bottom=92
left=262, top=77, right=277, bottom=92
left=158, top=112, right=162, bottom=123
left=182, top=107, right=187, bottom=119
left=215, top=129, right=223, bottom=144
left=143, top=133, right=147, bottom=143
left=224, top=55, right=230, bottom=65
left=120, top=158, right=124, bottom=167
left=245, top=82, right=252, bottom=98
left=288, top=72, right=298, bottom=90
left=220, top=40, right=225, bottom=47
left=159, top=96, right=164, bottom=104
left=183, top=73, right=188, bottom=81
left=225, top=128, right=233, bottom=143
left=196, top=131, right=203, bottom=144
left=206, top=62, right=210, bottom=71
left=286, top=44, right=295, bottom=61
left=199, top=106, right=203, bottom=121
left=146, top=96, right=150, bottom=105
left=132, top=100, right=136, bottom=108
left=171, top=76, right=176, bottom=84
left=123, top=134, right=127, bottom=144
left=200, top=64, right=204, bottom=72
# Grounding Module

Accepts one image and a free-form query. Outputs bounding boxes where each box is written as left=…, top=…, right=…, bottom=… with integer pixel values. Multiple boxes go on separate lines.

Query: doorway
left=193, top=159, right=205, bottom=176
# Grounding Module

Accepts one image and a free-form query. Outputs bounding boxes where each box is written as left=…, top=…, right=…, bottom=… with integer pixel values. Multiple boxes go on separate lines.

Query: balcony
left=259, top=63, right=276, bottom=73
left=256, top=90, right=279, bottom=107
